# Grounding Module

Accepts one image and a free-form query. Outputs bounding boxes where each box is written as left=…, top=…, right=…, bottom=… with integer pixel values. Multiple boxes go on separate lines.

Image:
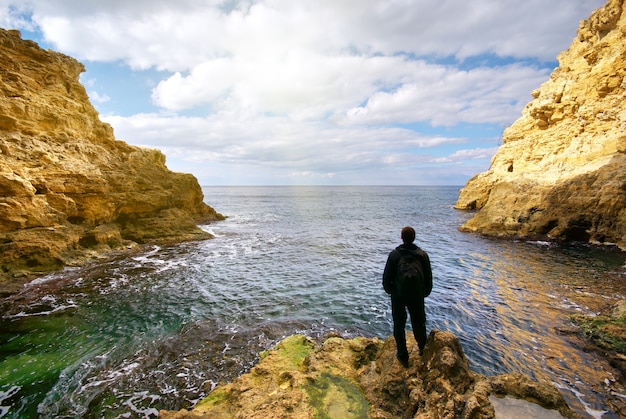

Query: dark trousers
left=391, top=295, right=427, bottom=356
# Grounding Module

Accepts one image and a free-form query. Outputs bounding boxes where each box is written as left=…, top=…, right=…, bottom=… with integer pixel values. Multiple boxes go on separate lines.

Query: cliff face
left=455, top=0, right=626, bottom=248
left=0, top=29, right=223, bottom=287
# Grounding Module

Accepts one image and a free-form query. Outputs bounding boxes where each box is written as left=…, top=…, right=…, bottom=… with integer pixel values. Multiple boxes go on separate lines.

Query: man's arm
left=421, top=251, right=433, bottom=298
left=382, top=250, right=398, bottom=294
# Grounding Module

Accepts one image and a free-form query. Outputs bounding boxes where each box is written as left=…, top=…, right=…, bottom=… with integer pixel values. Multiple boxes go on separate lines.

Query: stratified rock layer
left=0, top=29, right=223, bottom=287
left=161, top=331, right=578, bottom=419
left=455, top=0, right=626, bottom=248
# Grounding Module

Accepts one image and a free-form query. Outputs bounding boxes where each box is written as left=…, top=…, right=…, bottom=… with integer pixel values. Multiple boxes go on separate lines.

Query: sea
left=1, top=185, right=625, bottom=418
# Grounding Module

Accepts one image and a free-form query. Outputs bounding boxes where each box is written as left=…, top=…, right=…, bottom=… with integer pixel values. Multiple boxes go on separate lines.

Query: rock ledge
left=162, top=330, right=578, bottom=419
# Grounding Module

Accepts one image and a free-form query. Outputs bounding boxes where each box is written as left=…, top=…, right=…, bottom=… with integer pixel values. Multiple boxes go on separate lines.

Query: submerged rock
left=0, top=29, right=223, bottom=288
left=570, top=300, right=626, bottom=378
left=455, top=0, right=626, bottom=249
left=161, top=330, right=578, bottom=419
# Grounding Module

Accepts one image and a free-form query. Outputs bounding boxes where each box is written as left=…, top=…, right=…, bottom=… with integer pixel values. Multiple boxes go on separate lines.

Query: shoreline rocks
left=0, top=29, right=223, bottom=290
left=570, top=300, right=626, bottom=378
left=161, top=330, right=579, bottom=419
left=454, top=0, right=626, bottom=250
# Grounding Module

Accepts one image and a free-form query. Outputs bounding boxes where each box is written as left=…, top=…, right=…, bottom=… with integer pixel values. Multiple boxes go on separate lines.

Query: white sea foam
left=123, top=392, right=160, bottom=418
left=132, top=245, right=161, bottom=259
left=0, top=386, right=20, bottom=418
left=200, top=226, right=222, bottom=237
left=529, top=240, right=553, bottom=247
left=78, top=360, right=142, bottom=393
left=553, top=382, right=608, bottom=419
left=6, top=301, right=78, bottom=318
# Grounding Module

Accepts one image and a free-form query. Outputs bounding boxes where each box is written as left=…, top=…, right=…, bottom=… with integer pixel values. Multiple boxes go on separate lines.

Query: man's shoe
left=396, top=353, right=409, bottom=368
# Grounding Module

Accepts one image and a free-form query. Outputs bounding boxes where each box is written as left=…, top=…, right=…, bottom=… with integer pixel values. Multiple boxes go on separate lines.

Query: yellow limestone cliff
left=455, top=0, right=626, bottom=248
left=0, top=29, right=223, bottom=289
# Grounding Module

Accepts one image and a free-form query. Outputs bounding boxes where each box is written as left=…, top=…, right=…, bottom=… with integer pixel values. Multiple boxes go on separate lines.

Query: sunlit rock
left=160, top=330, right=577, bottom=418
left=0, top=29, right=223, bottom=287
left=455, top=0, right=626, bottom=249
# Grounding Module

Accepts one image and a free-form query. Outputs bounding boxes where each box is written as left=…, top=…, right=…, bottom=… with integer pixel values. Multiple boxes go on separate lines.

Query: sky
left=0, top=0, right=606, bottom=186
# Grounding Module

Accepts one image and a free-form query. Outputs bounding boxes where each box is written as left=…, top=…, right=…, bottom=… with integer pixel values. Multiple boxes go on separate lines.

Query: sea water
left=0, top=186, right=625, bottom=418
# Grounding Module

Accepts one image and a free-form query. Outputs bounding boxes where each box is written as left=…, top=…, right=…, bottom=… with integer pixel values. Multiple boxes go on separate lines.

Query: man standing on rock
left=383, top=226, right=433, bottom=367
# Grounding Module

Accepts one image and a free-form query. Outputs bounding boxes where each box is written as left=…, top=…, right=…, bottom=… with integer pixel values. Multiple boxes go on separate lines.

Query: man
left=383, top=226, right=433, bottom=367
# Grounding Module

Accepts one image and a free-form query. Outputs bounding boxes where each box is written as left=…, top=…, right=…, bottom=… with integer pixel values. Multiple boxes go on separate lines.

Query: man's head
left=401, top=226, right=415, bottom=244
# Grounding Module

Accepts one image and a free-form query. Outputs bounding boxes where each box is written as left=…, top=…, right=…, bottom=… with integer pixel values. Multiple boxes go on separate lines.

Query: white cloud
left=103, top=112, right=467, bottom=174
left=0, top=0, right=607, bottom=184
left=8, top=0, right=603, bottom=66
left=148, top=53, right=552, bottom=130
left=88, top=90, right=110, bottom=103
left=432, top=147, right=499, bottom=163
left=151, top=53, right=412, bottom=117
left=342, top=63, right=551, bottom=127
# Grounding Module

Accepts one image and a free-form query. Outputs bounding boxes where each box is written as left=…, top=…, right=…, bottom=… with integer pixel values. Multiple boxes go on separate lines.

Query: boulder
left=161, top=330, right=579, bottom=419
left=0, top=29, right=224, bottom=288
left=455, top=0, right=626, bottom=249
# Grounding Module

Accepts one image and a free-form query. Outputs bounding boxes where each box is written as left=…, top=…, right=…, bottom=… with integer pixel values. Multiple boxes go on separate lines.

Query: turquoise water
left=1, top=186, right=625, bottom=417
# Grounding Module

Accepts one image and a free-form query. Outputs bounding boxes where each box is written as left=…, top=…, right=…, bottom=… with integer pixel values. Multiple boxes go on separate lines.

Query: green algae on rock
left=570, top=299, right=626, bottom=376
left=303, top=372, right=369, bottom=419
left=160, top=330, right=578, bottom=419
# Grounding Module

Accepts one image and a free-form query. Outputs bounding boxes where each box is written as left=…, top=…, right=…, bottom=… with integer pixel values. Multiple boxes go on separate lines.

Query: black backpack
left=395, top=249, right=425, bottom=297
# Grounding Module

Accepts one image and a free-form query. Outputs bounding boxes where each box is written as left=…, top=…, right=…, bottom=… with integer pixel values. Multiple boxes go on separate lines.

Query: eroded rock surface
left=455, top=0, right=626, bottom=248
left=161, top=330, right=578, bottom=419
left=0, top=29, right=223, bottom=289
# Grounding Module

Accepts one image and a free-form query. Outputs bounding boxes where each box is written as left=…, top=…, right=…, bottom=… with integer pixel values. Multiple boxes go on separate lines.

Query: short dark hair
left=401, top=226, right=415, bottom=244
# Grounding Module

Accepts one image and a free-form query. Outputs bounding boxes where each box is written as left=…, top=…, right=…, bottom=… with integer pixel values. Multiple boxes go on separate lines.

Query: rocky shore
left=161, top=330, right=579, bottom=419
left=454, top=0, right=626, bottom=377
left=570, top=300, right=626, bottom=379
left=0, top=29, right=223, bottom=293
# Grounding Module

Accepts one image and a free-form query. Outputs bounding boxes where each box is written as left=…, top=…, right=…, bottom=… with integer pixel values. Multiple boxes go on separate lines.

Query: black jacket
left=382, top=243, right=433, bottom=298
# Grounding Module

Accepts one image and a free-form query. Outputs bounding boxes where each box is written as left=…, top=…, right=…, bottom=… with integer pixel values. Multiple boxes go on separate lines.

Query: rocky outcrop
left=0, top=29, right=223, bottom=289
left=455, top=0, right=626, bottom=248
left=161, top=330, right=578, bottom=419
left=571, top=300, right=626, bottom=376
